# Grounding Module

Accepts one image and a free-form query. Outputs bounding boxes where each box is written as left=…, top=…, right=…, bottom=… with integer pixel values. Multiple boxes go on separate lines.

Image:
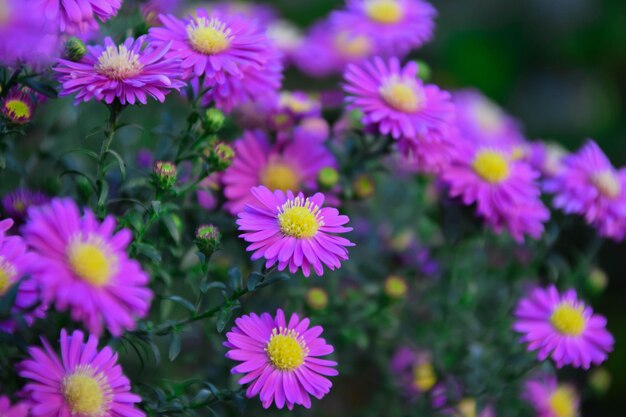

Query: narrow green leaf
left=162, top=295, right=196, bottom=313
left=168, top=331, right=181, bottom=361
left=105, top=149, right=126, bottom=179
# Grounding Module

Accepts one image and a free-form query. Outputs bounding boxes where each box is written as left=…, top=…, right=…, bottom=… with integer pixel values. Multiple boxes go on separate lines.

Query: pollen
left=0, top=260, right=16, bottom=296
left=412, top=362, right=436, bottom=392
left=265, top=327, right=308, bottom=371
left=96, top=45, right=143, bottom=80
left=334, top=32, right=372, bottom=58
left=472, top=149, right=511, bottom=183
left=550, top=303, right=586, bottom=336
left=365, top=0, right=404, bottom=24
left=63, top=367, right=111, bottom=417
left=4, top=99, right=31, bottom=122
left=261, top=162, right=300, bottom=192
left=67, top=238, right=116, bottom=287
left=379, top=76, right=423, bottom=113
left=548, top=385, right=577, bottom=417
left=591, top=170, right=621, bottom=199
left=277, top=197, right=324, bottom=239
left=187, top=17, right=231, bottom=55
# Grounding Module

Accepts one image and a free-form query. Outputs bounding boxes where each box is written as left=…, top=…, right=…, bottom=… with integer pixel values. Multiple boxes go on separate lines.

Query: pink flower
left=0, top=396, right=28, bottom=417
left=523, top=375, right=580, bottom=417
left=36, top=0, right=122, bottom=35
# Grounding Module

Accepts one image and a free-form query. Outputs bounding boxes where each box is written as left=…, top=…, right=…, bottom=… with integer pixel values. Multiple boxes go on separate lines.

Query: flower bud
left=64, top=37, right=87, bottom=62
left=153, top=161, right=177, bottom=191
left=203, top=108, right=225, bottom=132
left=457, top=398, right=476, bottom=417
left=306, top=287, right=329, bottom=310
left=353, top=174, right=374, bottom=199
left=195, top=224, right=221, bottom=258
left=588, top=267, right=608, bottom=294
left=210, top=141, right=235, bottom=171
left=384, top=275, right=408, bottom=299
left=318, top=167, right=339, bottom=189
left=413, top=59, right=431, bottom=81
left=588, top=367, right=611, bottom=395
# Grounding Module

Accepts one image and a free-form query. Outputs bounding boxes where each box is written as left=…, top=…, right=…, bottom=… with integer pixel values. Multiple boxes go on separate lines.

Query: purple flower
left=55, top=36, right=185, bottom=105
left=18, top=329, right=144, bottom=417
left=222, top=130, right=336, bottom=215
left=343, top=57, right=454, bottom=140
left=0, top=396, right=28, bottom=417
left=397, top=128, right=459, bottom=174
left=225, top=309, right=338, bottom=409
left=1, top=88, right=35, bottom=124
left=141, top=0, right=181, bottom=26
left=390, top=346, right=437, bottom=398
left=513, top=285, right=614, bottom=369
left=237, top=186, right=354, bottom=277
left=544, top=140, right=626, bottom=241
left=36, top=0, right=122, bottom=35
left=22, top=198, right=153, bottom=336
left=523, top=375, right=579, bottom=417
left=206, top=1, right=279, bottom=25
left=442, top=145, right=549, bottom=242
left=2, top=188, right=49, bottom=221
left=331, top=0, right=436, bottom=57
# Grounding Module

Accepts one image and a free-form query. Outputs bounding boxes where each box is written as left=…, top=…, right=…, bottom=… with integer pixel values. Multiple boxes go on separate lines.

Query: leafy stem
left=96, top=101, right=122, bottom=217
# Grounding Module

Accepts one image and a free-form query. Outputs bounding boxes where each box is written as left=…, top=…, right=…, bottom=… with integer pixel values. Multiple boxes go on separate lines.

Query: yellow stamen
left=261, top=162, right=300, bottom=192
left=67, top=238, right=116, bottom=287
left=187, top=17, right=231, bottom=55
left=550, top=303, right=586, bottom=336
left=472, top=149, right=510, bottom=183
left=265, top=327, right=308, bottom=371
left=96, top=45, right=144, bottom=80
left=4, top=99, right=31, bottom=121
left=412, top=361, right=436, bottom=391
left=457, top=398, right=476, bottom=417
left=379, top=76, right=423, bottom=113
left=365, top=0, right=403, bottom=24
left=334, top=32, right=372, bottom=58
left=0, top=260, right=16, bottom=296
left=548, top=385, right=578, bottom=417
left=63, top=367, right=111, bottom=417
left=277, top=197, right=323, bottom=239
left=591, top=170, right=621, bottom=199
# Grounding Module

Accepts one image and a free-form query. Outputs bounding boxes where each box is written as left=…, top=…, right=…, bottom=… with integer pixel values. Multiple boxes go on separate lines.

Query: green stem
left=95, top=101, right=121, bottom=217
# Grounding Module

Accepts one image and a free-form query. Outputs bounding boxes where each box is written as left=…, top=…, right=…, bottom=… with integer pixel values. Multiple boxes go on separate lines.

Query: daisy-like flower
left=2, top=188, right=49, bottom=221
left=222, top=130, right=336, bottom=215
left=390, top=346, right=437, bottom=399
left=0, top=396, right=28, bottom=417
left=442, top=145, right=550, bottom=242
left=513, top=285, right=614, bottom=369
left=55, top=36, right=185, bottom=105
left=0, top=218, right=45, bottom=333
left=148, top=8, right=270, bottom=81
left=237, top=186, right=354, bottom=277
left=396, top=129, right=459, bottom=174
left=22, top=198, right=153, bottom=336
left=205, top=1, right=278, bottom=25
left=18, top=329, right=144, bottom=417
left=35, top=0, right=121, bottom=35
left=343, top=57, right=454, bottom=140
left=523, top=375, right=580, bottom=417
left=225, top=309, right=338, bottom=409
left=1, top=88, right=35, bottom=124
left=331, top=0, right=436, bottom=57
left=544, top=140, right=626, bottom=241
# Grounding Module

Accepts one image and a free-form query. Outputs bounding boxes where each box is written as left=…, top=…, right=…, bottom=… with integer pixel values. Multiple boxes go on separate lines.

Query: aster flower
left=141, top=0, right=181, bottom=26
left=513, top=285, right=614, bottom=369
left=22, top=198, right=153, bottom=336
left=544, top=140, right=626, bottom=241
left=1, top=89, right=34, bottom=124
left=441, top=145, right=549, bottom=242
left=528, top=141, right=568, bottom=178
left=331, top=0, right=436, bottom=57
left=390, top=346, right=437, bottom=399
left=18, top=329, right=144, bottom=417
left=267, top=20, right=303, bottom=63
left=225, top=309, right=338, bottom=409
left=237, top=186, right=353, bottom=277
left=0, top=396, right=28, bottom=417
left=343, top=57, right=454, bottom=140
left=55, top=36, right=185, bottom=105
left=523, top=375, right=580, bottom=417
left=36, top=0, right=122, bottom=35
left=2, top=189, right=49, bottom=222
left=396, top=128, right=459, bottom=174
left=222, top=130, right=336, bottom=215
left=206, top=1, right=278, bottom=25
left=0, top=218, right=45, bottom=333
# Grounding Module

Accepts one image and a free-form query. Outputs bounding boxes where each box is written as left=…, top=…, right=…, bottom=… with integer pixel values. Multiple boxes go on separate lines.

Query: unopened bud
left=306, top=287, right=329, bottom=310
left=64, top=37, right=87, bottom=62
left=384, top=275, right=408, bottom=299
left=318, top=167, right=339, bottom=189
left=353, top=174, right=374, bottom=199
left=589, top=367, right=611, bottom=395
left=204, top=108, right=225, bottom=132
left=195, top=224, right=221, bottom=258
left=413, top=59, right=431, bottom=81
left=153, top=161, right=177, bottom=191
left=210, top=141, right=235, bottom=171
left=588, top=267, right=608, bottom=294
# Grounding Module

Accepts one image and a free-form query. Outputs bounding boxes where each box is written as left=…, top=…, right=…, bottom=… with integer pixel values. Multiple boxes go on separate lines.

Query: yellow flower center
left=277, top=197, right=324, bottom=239
left=265, top=327, right=308, bottom=371
left=472, top=149, right=511, bottom=183
left=457, top=398, right=477, bottom=417
left=0, top=260, right=16, bottom=296
left=379, top=77, right=423, bottom=113
left=412, top=361, right=436, bottom=392
left=548, top=386, right=577, bottom=417
left=550, top=303, right=586, bottom=336
left=67, top=238, right=116, bottom=287
left=96, top=45, right=144, bottom=80
left=63, top=367, right=111, bottom=417
left=187, top=17, right=231, bottom=55
left=261, top=162, right=300, bottom=192
left=591, top=170, right=621, bottom=199
left=279, top=93, right=315, bottom=115
left=4, top=99, right=31, bottom=121
left=474, top=100, right=504, bottom=134
left=365, top=0, right=403, bottom=24
left=384, top=275, right=408, bottom=298
left=334, top=32, right=372, bottom=58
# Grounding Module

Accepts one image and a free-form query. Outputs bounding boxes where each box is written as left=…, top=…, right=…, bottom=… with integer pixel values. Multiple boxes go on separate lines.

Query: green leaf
left=162, top=215, right=180, bottom=244
left=59, top=170, right=96, bottom=193
left=151, top=200, right=161, bottom=214
left=105, top=149, right=126, bottom=179
left=162, top=295, right=196, bottom=313
left=227, top=267, right=242, bottom=292
left=200, top=280, right=226, bottom=294
left=247, top=272, right=264, bottom=291
left=135, top=243, right=162, bottom=262
left=254, top=272, right=290, bottom=289
left=168, top=331, right=181, bottom=361
left=97, top=181, right=109, bottom=207
left=60, top=148, right=99, bottom=161
left=215, top=308, right=232, bottom=333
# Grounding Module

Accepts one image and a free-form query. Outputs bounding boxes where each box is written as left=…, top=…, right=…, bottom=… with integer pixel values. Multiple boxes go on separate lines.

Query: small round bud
left=64, top=37, right=87, bottom=62
left=153, top=161, right=177, bottom=191
left=297, top=117, right=330, bottom=142
left=210, top=141, right=235, bottom=171
left=348, top=109, right=364, bottom=129
left=353, top=174, right=374, bottom=199
left=588, top=367, right=611, bottom=395
left=306, top=287, right=329, bottom=310
left=413, top=60, right=431, bottom=81
left=204, top=108, right=225, bottom=132
left=384, top=275, right=408, bottom=299
left=318, top=167, right=339, bottom=189
left=588, top=267, right=608, bottom=294
left=195, top=224, right=221, bottom=258
left=457, top=398, right=476, bottom=417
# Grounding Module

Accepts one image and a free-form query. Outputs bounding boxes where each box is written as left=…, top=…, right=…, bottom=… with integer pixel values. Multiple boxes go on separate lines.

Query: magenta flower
left=513, top=285, right=614, bottom=369
left=18, top=329, right=144, bottom=417
left=331, top=0, right=436, bottom=57
left=206, top=1, right=279, bottom=25
left=397, top=129, right=459, bottom=174
left=55, top=36, right=185, bottom=105
left=36, top=0, right=121, bottom=35
left=441, top=145, right=549, bottom=242
left=390, top=346, right=437, bottom=398
left=22, top=198, right=153, bottom=336
left=0, top=396, right=28, bottom=417
left=343, top=57, right=454, bottom=140
left=1, top=88, right=35, bottom=124
left=225, top=309, right=338, bottom=409
left=545, top=140, right=626, bottom=241
left=140, top=0, right=181, bottom=26
left=148, top=8, right=270, bottom=81
left=237, top=186, right=354, bottom=277
left=523, top=375, right=579, bottom=417
left=222, top=130, right=336, bottom=215
left=2, top=188, right=49, bottom=221
left=0, top=218, right=46, bottom=333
